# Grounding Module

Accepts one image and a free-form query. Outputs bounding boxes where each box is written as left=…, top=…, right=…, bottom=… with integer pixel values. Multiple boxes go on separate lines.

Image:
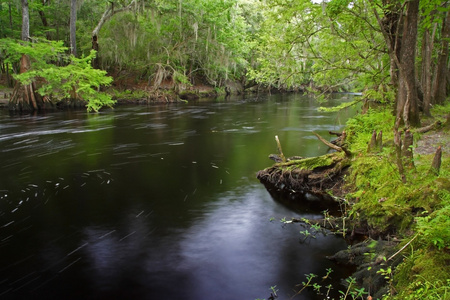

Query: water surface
left=0, top=94, right=356, bottom=299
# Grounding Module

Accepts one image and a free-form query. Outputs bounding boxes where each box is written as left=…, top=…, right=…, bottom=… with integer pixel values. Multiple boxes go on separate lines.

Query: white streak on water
left=1, top=221, right=14, bottom=228
left=1, top=235, right=13, bottom=242
left=99, top=230, right=116, bottom=239
left=119, top=231, right=136, bottom=241
left=67, top=243, right=88, bottom=256
left=58, top=257, right=82, bottom=273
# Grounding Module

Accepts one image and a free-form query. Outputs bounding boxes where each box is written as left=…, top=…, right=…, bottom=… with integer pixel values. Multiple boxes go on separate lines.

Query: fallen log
left=416, top=120, right=442, bottom=133
left=257, top=133, right=352, bottom=210
left=256, top=151, right=351, bottom=200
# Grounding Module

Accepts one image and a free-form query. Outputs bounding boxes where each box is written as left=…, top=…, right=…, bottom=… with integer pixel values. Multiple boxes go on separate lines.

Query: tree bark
left=9, top=0, right=46, bottom=111
left=21, top=0, right=29, bottom=41
left=430, top=146, right=442, bottom=176
left=420, top=23, right=437, bottom=117
left=433, top=11, right=450, bottom=105
left=395, top=0, right=420, bottom=129
left=394, top=129, right=406, bottom=183
left=402, top=129, right=414, bottom=168
left=91, top=0, right=137, bottom=68
left=38, top=0, right=52, bottom=40
left=372, top=0, right=421, bottom=128
left=70, top=0, right=77, bottom=56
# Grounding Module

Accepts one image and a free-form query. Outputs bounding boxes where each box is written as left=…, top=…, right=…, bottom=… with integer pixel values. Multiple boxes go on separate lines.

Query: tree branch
left=313, top=132, right=352, bottom=156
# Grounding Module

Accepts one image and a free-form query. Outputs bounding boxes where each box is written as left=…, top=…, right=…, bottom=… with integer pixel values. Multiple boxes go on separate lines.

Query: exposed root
left=256, top=152, right=351, bottom=199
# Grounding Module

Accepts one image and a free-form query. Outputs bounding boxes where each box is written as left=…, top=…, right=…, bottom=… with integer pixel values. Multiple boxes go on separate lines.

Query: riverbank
left=257, top=103, right=450, bottom=299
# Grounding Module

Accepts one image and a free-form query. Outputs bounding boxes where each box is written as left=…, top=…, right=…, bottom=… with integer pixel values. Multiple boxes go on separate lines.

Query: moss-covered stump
left=256, top=151, right=351, bottom=201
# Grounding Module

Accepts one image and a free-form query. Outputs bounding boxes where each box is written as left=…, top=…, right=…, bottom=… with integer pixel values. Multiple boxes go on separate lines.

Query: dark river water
left=0, top=93, right=356, bottom=299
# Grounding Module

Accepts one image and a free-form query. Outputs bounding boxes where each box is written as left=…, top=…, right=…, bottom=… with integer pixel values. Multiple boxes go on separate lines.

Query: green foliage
left=318, top=99, right=361, bottom=112
left=415, top=202, right=450, bottom=250
left=96, top=0, right=249, bottom=87
left=344, top=107, right=450, bottom=232
left=393, top=248, right=450, bottom=300
left=345, top=108, right=394, bottom=147
left=293, top=272, right=367, bottom=299
left=248, top=0, right=388, bottom=93
left=1, top=39, right=114, bottom=111
left=343, top=104, right=450, bottom=299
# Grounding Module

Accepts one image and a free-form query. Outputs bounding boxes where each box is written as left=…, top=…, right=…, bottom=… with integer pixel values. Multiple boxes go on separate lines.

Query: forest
left=0, top=0, right=449, bottom=299
left=0, top=0, right=447, bottom=117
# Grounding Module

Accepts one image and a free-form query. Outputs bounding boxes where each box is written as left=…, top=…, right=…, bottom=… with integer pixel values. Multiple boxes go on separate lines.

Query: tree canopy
left=0, top=0, right=448, bottom=120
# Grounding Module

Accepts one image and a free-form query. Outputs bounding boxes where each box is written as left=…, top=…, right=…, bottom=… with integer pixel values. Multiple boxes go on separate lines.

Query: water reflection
left=0, top=94, right=357, bottom=299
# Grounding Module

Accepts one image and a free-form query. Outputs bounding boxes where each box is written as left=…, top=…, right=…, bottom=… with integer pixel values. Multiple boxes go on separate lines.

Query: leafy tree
left=1, top=38, right=114, bottom=111
left=87, top=0, right=249, bottom=88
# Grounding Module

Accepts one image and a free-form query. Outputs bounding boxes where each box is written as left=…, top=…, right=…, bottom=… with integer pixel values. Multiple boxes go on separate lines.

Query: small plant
left=299, top=229, right=316, bottom=242
left=255, top=285, right=278, bottom=300
left=339, top=277, right=367, bottom=299
left=280, top=217, right=292, bottom=224
left=322, top=268, right=333, bottom=280
left=325, top=284, right=333, bottom=299
left=322, top=209, right=335, bottom=229
left=312, top=282, right=322, bottom=294
left=310, top=223, right=321, bottom=231
left=270, top=285, right=278, bottom=299
left=294, top=273, right=317, bottom=297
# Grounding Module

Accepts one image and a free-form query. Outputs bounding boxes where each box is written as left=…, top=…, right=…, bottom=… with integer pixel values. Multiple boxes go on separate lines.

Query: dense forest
left=0, top=0, right=448, bottom=118
left=1, top=0, right=449, bottom=299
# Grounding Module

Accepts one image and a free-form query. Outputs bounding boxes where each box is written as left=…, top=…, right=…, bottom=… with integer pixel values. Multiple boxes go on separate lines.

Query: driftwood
left=416, top=120, right=442, bottom=133
left=331, top=131, right=347, bottom=148
left=257, top=133, right=352, bottom=200
left=313, top=132, right=352, bottom=156
left=275, top=135, right=286, bottom=163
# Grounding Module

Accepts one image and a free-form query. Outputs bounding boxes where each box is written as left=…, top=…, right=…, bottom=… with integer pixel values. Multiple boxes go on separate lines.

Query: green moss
left=393, top=248, right=450, bottom=300
left=279, top=151, right=345, bottom=171
left=341, top=104, right=450, bottom=299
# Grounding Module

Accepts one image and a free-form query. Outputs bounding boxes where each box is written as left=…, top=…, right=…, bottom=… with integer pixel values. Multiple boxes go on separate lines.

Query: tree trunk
left=21, top=0, right=29, bottom=41
left=91, top=0, right=137, bottom=68
left=395, top=0, right=420, bottom=129
left=8, top=1, right=13, bottom=32
left=9, top=0, right=46, bottom=111
left=70, top=0, right=77, bottom=56
left=421, top=24, right=437, bottom=117
left=38, top=0, right=52, bottom=40
left=433, top=11, right=450, bottom=105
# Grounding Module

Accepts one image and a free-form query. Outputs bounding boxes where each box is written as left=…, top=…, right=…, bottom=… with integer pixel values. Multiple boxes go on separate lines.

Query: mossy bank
left=257, top=103, right=450, bottom=299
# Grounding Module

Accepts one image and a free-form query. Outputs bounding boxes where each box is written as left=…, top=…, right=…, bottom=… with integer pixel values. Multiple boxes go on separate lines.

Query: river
left=0, top=93, right=356, bottom=299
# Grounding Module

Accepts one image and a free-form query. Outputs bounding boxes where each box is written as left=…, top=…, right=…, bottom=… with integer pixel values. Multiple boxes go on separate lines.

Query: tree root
left=256, top=151, right=351, bottom=200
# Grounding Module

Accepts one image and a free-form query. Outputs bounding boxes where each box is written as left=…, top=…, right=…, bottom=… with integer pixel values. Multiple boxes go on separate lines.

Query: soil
left=415, top=130, right=450, bottom=155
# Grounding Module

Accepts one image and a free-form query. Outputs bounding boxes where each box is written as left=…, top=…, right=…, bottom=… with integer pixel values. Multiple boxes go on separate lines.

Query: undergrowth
left=342, top=103, right=450, bottom=299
